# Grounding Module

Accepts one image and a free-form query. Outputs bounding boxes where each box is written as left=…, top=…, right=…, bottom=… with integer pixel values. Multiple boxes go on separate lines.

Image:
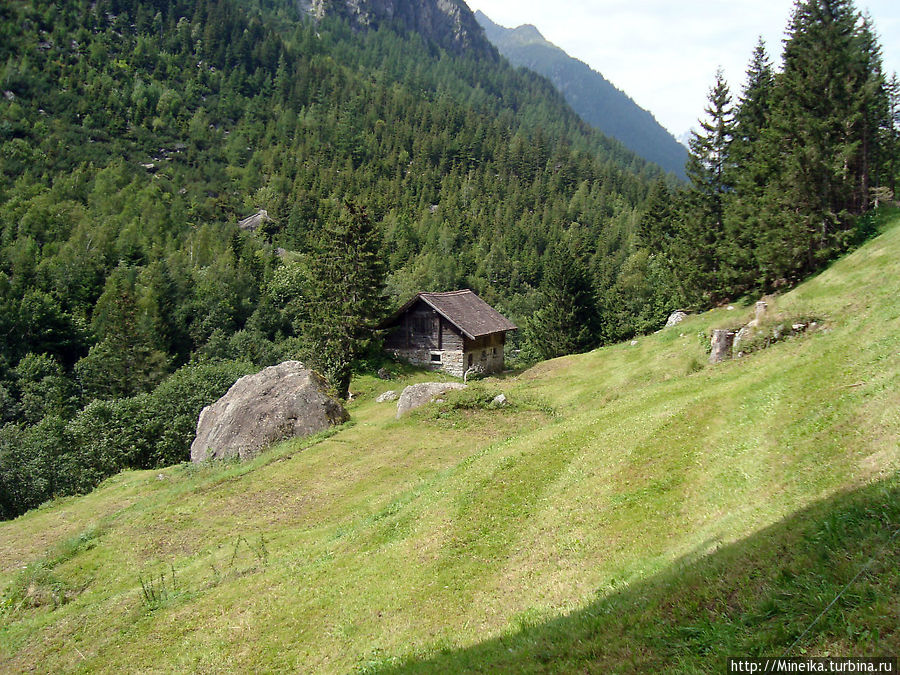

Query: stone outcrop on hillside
left=665, top=310, right=689, bottom=328
left=190, top=361, right=349, bottom=462
left=396, top=382, right=466, bottom=418
left=302, top=0, right=494, bottom=55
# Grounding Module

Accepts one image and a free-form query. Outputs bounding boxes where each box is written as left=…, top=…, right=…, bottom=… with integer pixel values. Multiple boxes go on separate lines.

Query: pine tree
left=727, top=39, right=775, bottom=292
left=732, top=38, right=774, bottom=167
left=759, top=0, right=890, bottom=278
left=677, top=69, right=735, bottom=301
left=523, top=247, right=596, bottom=360
left=300, top=201, right=386, bottom=398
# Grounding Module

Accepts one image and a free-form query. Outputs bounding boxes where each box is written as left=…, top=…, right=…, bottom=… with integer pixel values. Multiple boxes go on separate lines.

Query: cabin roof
left=384, top=290, right=517, bottom=340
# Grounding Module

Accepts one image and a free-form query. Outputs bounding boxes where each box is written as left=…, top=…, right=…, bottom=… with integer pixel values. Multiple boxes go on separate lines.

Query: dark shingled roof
left=385, top=290, right=517, bottom=340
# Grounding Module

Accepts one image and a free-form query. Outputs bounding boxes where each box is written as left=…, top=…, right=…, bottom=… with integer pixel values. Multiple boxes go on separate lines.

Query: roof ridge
left=421, top=289, right=473, bottom=297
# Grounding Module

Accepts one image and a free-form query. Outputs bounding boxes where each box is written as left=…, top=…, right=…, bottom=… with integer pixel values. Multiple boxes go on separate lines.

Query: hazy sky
left=464, top=0, right=900, bottom=139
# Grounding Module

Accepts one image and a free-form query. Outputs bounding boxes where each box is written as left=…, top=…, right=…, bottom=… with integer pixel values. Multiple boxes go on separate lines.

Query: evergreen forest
left=0, top=0, right=896, bottom=520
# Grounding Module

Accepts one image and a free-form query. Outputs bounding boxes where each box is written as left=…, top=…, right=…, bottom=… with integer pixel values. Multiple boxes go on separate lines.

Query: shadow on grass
left=378, top=474, right=900, bottom=674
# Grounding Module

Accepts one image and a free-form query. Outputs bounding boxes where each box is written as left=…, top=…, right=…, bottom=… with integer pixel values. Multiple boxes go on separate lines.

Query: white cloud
left=467, top=0, right=900, bottom=138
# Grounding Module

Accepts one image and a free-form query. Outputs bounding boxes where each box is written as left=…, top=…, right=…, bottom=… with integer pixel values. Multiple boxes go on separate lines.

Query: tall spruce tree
left=677, top=69, right=735, bottom=302
left=300, top=201, right=386, bottom=398
left=759, top=0, right=890, bottom=279
left=727, top=38, right=776, bottom=292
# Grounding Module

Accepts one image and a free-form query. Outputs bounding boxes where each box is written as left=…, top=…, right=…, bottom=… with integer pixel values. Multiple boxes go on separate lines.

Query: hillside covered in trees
left=0, top=0, right=896, bottom=520
left=643, top=1, right=898, bottom=305
left=0, top=0, right=666, bottom=519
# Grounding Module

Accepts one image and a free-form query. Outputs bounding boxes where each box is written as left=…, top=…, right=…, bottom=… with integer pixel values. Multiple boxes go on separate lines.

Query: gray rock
left=755, top=300, right=768, bottom=323
left=376, top=390, right=398, bottom=403
left=190, top=361, right=349, bottom=462
left=734, top=325, right=753, bottom=351
left=396, top=382, right=467, bottom=418
left=238, top=209, right=272, bottom=232
left=376, top=367, right=392, bottom=380
left=304, top=0, right=492, bottom=55
left=492, top=393, right=509, bottom=407
left=665, top=311, right=689, bottom=328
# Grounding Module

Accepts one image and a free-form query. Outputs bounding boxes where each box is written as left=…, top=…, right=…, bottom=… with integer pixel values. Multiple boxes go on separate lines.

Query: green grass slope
left=2, top=216, right=899, bottom=673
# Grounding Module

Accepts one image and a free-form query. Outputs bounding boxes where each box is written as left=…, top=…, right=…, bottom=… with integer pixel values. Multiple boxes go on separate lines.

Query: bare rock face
left=305, top=0, right=493, bottom=55
left=396, top=382, right=466, bottom=418
left=190, top=361, right=349, bottom=462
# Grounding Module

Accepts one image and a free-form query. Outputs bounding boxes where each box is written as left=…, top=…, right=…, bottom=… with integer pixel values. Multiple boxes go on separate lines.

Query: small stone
left=727, top=306, right=735, bottom=311
left=157, top=473, right=166, bottom=481
left=630, top=340, right=638, bottom=346
left=396, top=382, right=466, bottom=418
left=376, top=390, right=398, bottom=403
left=792, top=323, right=806, bottom=331
left=376, top=367, right=392, bottom=380
left=492, top=393, right=509, bottom=407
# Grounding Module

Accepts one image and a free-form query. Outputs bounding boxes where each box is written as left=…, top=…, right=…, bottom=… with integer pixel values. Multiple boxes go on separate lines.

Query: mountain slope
left=2, top=212, right=897, bottom=672
left=476, top=10, right=689, bottom=178
left=0, top=0, right=669, bottom=518
left=302, top=0, right=494, bottom=55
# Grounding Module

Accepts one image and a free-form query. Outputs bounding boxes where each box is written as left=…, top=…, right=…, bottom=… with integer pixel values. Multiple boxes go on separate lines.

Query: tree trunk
left=709, top=329, right=735, bottom=364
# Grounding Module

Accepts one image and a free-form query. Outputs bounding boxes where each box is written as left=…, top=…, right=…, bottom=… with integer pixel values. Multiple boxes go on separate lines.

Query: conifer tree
left=523, top=247, right=596, bottom=360
left=759, top=0, right=890, bottom=278
left=677, top=69, right=734, bottom=302
left=300, top=201, right=386, bottom=398
left=727, top=39, right=775, bottom=291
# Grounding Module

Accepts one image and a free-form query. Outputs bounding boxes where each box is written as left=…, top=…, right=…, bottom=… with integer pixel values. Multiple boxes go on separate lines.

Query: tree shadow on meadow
left=380, top=474, right=900, bottom=674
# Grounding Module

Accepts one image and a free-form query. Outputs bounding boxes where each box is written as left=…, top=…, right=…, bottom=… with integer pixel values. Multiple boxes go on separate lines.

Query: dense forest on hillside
left=0, top=0, right=896, bottom=520
left=647, top=1, right=899, bottom=304
left=0, top=0, right=668, bottom=518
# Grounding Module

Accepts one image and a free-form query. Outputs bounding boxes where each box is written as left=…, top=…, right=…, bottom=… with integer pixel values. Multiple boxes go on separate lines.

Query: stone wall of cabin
left=385, top=346, right=466, bottom=377
left=384, top=303, right=468, bottom=376
left=462, top=332, right=505, bottom=375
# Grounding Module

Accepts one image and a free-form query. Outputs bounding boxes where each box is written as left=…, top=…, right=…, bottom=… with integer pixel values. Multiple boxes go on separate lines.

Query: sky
left=464, top=0, right=900, bottom=140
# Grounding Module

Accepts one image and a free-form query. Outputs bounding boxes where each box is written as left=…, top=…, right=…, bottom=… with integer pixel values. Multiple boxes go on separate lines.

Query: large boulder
left=396, top=382, right=466, bottom=418
left=190, top=361, right=349, bottom=462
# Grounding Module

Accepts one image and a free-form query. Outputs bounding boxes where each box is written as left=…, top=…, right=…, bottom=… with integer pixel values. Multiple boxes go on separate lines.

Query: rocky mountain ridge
left=301, top=0, right=495, bottom=55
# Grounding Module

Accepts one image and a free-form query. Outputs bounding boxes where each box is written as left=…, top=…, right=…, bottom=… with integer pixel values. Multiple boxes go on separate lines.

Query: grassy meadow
left=1, top=215, right=898, bottom=673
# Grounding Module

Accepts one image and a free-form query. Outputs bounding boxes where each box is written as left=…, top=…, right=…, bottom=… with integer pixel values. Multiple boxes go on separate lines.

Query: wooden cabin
left=381, top=290, right=517, bottom=377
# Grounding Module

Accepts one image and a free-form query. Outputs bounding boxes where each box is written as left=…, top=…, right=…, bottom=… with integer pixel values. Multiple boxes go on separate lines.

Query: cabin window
left=430, top=353, right=441, bottom=363
left=468, top=354, right=473, bottom=368
left=492, top=347, right=497, bottom=356
left=413, top=315, right=431, bottom=334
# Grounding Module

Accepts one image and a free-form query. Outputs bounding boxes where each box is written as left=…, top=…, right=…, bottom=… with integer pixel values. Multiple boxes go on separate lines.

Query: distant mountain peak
left=307, top=0, right=495, bottom=55
left=475, top=10, right=688, bottom=178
